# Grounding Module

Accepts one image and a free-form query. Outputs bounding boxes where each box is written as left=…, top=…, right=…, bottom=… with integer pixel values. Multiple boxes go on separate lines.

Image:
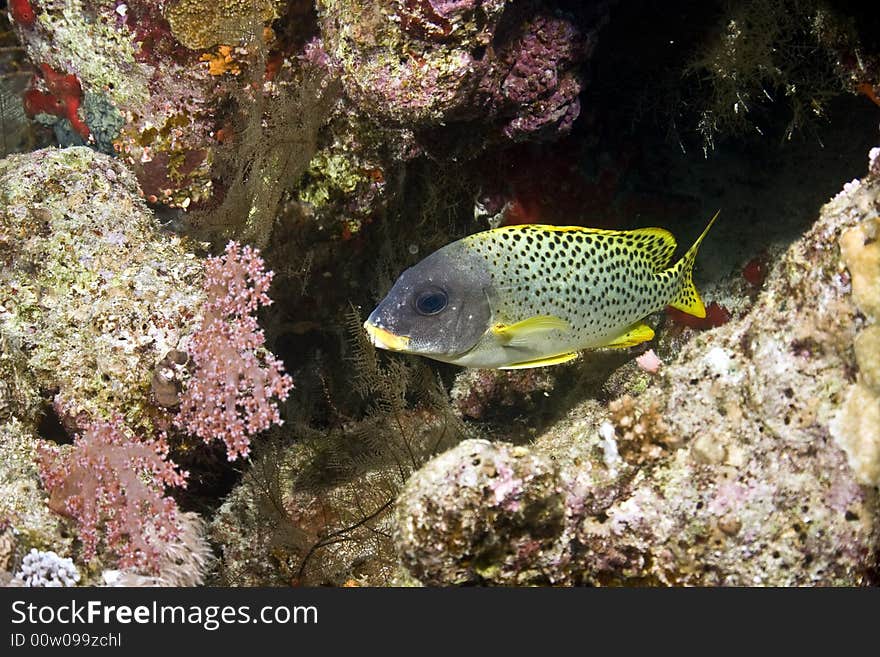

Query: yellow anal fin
left=492, top=315, right=569, bottom=347
left=501, top=351, right=579, bottom=370
left=604, top=322, right=655, bottom=349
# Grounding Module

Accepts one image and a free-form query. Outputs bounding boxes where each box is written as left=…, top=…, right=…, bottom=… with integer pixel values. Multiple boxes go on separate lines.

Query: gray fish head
left=364, top=242, right=492, bottom=362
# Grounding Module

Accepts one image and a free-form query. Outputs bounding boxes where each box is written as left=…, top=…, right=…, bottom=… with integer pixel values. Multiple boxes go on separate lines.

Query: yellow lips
left=363, top=322, right=411, bottom=352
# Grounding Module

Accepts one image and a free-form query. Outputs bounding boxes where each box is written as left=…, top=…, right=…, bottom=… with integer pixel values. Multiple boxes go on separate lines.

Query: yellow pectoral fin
left=491, top=315, right=570, bottom=347
left=501, top=351, right=579, bottom=370
left=604, top=321, right=655, bottom=349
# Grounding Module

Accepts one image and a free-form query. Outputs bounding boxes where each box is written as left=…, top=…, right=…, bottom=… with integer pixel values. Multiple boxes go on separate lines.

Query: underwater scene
left=0, top=0, right=878, bottom=587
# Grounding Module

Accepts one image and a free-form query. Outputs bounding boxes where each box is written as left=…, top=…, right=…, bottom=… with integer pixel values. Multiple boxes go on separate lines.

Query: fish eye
left=414, top=288, right=448, bottom=316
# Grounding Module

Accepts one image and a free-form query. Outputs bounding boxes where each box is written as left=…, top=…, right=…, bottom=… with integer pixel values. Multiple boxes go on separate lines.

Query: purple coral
left=174, top=241, right=293, bottom=461
left=492, top=14, right=590, bottom=141
left=37, top=418, right=186, bottom=571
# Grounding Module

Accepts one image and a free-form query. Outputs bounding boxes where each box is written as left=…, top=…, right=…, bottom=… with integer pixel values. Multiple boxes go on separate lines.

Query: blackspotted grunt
left=364, top=211, right=719, bottom=369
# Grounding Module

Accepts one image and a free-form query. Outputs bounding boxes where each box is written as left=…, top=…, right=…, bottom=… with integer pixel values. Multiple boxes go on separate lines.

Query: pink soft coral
left=175, top=241, right=293, bottom=460
left=38, top=418, right=186, bottom=571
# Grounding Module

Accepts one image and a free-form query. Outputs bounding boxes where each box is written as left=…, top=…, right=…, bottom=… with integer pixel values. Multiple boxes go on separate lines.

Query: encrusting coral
left=393, top=147, right=880, bottom=586
left=0, top=146, right=204, bottom=433
left=164, top=0, right=284, bottom=50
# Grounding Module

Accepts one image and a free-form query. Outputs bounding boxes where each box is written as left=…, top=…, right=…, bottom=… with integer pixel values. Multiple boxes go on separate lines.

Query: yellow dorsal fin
left=479, top=224, right=679, bottom=272
left=627, top=227, right=677, bottom=272
left=667, top=210, right=721, bottom=319
left=501, top=351, right=579, bottom=370
left=491, top=315, right=569, bottom=347
left=604, top=321, right=655, bottom=349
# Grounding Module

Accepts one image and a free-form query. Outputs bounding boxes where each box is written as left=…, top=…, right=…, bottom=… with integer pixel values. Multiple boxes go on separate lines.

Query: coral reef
left=395, top=439, right=572, bottom=585
left=393, top=148, right=880, bottom=586
left=2, top=0, right=879, bottom=592
left=0, top=146, right=204, bottom=432
left=0, top=146, right=278, bottom=584
left=9, top=0, right=609, bottom=246
left=295, top=100, right=388, bottom=239
left=9, top=0, right=291, bottom=207
left=492, top=12, right=588, bottom=141
left=317, top=0, right=506, bottom=127
left=317, top=0, right=605, bottom=150
left=0, top=332, right=41, bottom=428
left=210, top=316, right=468, bottom=586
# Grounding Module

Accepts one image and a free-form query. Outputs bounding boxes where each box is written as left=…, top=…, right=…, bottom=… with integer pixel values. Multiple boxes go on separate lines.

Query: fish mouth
left=363, top=321, right=411, bottom=352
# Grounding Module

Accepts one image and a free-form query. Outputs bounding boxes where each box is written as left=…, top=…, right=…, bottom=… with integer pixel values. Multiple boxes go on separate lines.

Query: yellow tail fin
left=667, top=210, right=720, bottom=319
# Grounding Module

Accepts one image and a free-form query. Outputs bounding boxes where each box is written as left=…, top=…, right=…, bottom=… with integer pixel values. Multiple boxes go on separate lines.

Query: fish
left=364, top=211, right=719, bottom=369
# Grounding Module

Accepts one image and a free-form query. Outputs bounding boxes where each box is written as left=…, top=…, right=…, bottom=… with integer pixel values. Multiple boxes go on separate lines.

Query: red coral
left=122, top=3, right=180, bottom=62
left=10, top=0, right=36, bottom=27
left=742, top=253, right=769, bottom=287
left=23, top=63, right=90, bottom=138
left=174, top=242, right=293, bottom=461
left=37, top=418, right=187, bottom=571
left=666, top=301, right=731, bottom=330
